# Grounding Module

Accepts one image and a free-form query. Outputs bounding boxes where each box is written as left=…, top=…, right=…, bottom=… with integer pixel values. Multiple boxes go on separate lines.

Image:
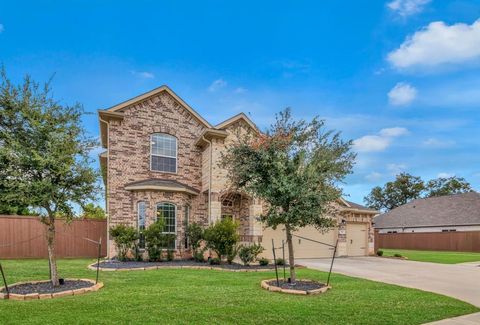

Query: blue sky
left=1, top=0, right=479, bottom=205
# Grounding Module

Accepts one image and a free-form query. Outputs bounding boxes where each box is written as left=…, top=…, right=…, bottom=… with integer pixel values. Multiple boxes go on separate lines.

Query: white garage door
left=346, top=223, right=367, bottom=256
left=261, top=226, right=338, bottom=259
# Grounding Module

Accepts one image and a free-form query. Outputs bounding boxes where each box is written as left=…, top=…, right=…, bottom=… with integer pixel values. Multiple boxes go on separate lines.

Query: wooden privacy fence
left=0, top=215, right=107, bottom=258
left=374, top=230, right=480, bottom=252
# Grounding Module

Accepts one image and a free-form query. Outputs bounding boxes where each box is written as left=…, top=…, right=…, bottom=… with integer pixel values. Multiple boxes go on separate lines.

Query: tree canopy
left=222, top=108, right=355, bottom=281
left=0, top=70, right=100, bottom=285
left=364, top=173, right=473, bottom=212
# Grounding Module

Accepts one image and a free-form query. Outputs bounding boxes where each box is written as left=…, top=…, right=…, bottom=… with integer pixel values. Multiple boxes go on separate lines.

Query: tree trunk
left=285, top=225, right=296, bottom=283
left=45, top=218, right=60, bottom=287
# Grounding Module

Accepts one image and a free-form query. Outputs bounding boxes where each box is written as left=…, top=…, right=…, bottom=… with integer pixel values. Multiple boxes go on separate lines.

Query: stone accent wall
left=106, top=91, right=209, bottom=257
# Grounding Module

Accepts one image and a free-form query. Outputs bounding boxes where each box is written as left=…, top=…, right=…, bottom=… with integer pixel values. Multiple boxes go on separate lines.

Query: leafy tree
left=426, top=176, right=473, bottom=197
left=0, top=202, right=34, bottom=215
left=81, top=203, right=106, bottom=219
left=364, top=173, right=425, bottom=212
left=222, top=108, right=355, bottom=282
left=203, top=218, right=240, bottom=262
left=0, top=70, right=99, bottom=286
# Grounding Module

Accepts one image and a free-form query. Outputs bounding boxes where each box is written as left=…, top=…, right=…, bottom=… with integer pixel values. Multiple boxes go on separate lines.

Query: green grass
left=0, top=259, right=477, bottom=324
left=381, top=249, right=480, bottom=264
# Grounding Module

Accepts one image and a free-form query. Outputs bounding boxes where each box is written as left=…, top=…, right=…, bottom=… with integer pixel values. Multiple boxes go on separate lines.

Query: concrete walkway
left=299, top=257, right=480, bottom=307
left=424, top=312, right=480, bottom=324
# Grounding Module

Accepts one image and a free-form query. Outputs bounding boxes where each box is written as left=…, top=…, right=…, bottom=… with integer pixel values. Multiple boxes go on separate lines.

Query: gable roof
left=337, top=198, right=378, bottom=214
left=124, top=179, right=200, bottom=195
left=374, top=192, right=480, bottom=229
left=103, top=85, right=213, bottom=129
left=216, top=113, right=260, bottom=133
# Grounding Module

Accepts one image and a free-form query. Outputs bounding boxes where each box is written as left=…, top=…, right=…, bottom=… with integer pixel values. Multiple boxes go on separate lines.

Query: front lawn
left=0, top=259, right=477, bottom=324
left=381, top=248, right=480, bottom=264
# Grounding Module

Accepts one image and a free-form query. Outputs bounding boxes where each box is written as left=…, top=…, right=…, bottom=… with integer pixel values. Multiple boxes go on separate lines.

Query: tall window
left=157, top=203, right=176, bottom=249
left=137, top=202, right=146, bottom=249
left=151, top=133, right=177, bottom=173
left=184, top=205, right=190, bottom=249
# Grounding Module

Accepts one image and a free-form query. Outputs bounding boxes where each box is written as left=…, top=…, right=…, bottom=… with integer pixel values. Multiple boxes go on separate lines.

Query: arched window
left=151, top=133, right=177, bottom=173
left=156, top=203, right=176, bottom=234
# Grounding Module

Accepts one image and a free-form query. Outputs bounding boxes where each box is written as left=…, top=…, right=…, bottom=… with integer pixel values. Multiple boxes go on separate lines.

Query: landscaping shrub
left=394, top=253, right=402, bottom=258
left=186, top=223, right=204, bottom=253
left=238, top=243, right=265, bottom=266
left=166, top=249, right=175, bottom=261
left=376, top=250, right=384, bottom=256
left=204, top=218, right=240, bottom=261
left=193, top=248, right=206, bottom=263
left=258, top=257, right=269, bottom=266
left=109, top=224, right=139, bottom=261
left=275, top=258, right=286, bottom=266
left=209, top=257, right=221, bottom=265
left=226, top=245, right=239, bottom=265
left=144, top=221, right=177, bottom=262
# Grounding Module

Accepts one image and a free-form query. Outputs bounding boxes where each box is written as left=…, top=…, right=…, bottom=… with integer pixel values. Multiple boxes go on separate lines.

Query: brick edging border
left=0, top=279, right=104, bottom=301
left=260, top=279, right=331, bottom=295
left=88, top=261, right=276, bottom=273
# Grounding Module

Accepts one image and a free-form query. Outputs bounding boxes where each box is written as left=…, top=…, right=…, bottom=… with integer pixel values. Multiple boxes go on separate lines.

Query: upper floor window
left=151, top=133, right=177, bottom=173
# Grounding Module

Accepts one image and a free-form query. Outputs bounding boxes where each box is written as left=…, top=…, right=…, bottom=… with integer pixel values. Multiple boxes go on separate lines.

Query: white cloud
left=234, top=87, right=247, bottom=94
left=0, top=24, right=4, bottom=33
left=437, top=172, right=454, bottom=178
left=387, top=163, right=407, bottom=175
left=388, top=82, right=417, bottom=106
left=208, top=79, right=227, bottom=92
left=131, top=70, right=155, bottom=79
left=379, top=127, right=409, bottom=137
left=387, top=0, right=430, bottom=17
left=365, top=172, right=383, bottom=182
left=423, top=138, right=455, bottom=148
left=388, top=19, right=480, bottom=69
left=353, top=127, right=409, bottom=152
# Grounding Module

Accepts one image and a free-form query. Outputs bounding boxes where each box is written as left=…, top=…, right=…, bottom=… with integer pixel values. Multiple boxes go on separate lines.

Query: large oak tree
left=222, top=109, right=355, bottom=282
left=0, top=70, right=100, bottom=286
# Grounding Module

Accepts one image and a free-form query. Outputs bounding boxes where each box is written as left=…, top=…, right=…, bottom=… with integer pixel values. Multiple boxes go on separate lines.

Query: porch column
left=248, top=199, right=263, bottom=236
left=210, top=192, right=221, bottom=224
left=337, top=217, right=348, bottom=257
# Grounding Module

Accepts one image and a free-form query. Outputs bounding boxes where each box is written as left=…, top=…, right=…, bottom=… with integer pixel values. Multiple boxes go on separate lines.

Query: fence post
left=96, top=237, right=102, bottom=284
left=271, top=239, right=279, bottom=287
left=327, top=239, right=338, bottom=287
left=0, top=261, right=9, bottom=296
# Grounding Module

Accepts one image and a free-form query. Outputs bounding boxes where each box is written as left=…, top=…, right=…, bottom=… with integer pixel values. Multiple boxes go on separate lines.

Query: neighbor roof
left=374, top=192, right=480, bottom=229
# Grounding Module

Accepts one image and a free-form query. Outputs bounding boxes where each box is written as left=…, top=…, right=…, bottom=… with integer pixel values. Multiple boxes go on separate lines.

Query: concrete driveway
left=299, top=257, right=480, bottom=308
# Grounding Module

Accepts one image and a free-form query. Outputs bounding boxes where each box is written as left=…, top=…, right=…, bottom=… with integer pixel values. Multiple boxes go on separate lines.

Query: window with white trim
left=151, top=133, right=177, bottom=173
left=156, top=203, right=176, bottom=249
left=137, top=202, right=146, bottom=249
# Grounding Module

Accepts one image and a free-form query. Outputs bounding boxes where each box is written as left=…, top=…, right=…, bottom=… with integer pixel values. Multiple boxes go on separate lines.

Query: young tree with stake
left=222, top=108, right=355, bottom=282
left=0, top=70, right=100, bottom=286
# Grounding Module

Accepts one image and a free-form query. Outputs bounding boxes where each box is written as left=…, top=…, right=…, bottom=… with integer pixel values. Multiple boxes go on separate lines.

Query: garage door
left=261, top=226, right=338, bottom=259
left=346, top=223, right=367, bottom=256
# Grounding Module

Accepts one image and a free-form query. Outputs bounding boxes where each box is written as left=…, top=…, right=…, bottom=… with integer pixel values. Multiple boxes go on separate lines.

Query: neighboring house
left=374, top=192, right=480, bottom=233
left=98, top=85, right=377, bottom=258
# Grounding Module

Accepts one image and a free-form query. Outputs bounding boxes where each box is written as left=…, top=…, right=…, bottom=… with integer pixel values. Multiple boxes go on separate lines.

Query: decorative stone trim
left=0, top=278, right=103, bottom=301
left=88, top=261, right=276, bottom=273
left=260, top=279, right=331, bottom=295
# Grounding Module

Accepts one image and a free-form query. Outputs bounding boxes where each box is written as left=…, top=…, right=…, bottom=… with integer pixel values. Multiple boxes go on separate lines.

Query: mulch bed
left=94, top=259, right=281, bottom=271
left=1, top=280, right=94, bottom=295
left=266, top=279, right=325, bottom=291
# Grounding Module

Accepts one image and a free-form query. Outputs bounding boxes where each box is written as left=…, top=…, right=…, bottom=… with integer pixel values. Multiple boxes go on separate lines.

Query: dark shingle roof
left=374, top=192, right=480, bottom=229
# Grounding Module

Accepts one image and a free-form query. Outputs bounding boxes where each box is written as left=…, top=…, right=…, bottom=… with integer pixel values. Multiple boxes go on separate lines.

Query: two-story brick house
left=99, top=85, right=377, bottom=259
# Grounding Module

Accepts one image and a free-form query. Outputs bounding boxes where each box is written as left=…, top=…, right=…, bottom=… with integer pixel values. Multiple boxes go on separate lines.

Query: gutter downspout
left=99, top=116, right=110, bottom=257
left=202, top=135, right=213, bottom=224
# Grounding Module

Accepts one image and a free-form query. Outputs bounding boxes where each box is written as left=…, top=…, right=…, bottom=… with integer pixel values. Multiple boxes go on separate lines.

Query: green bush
left=204, top=218, right=240, bottom=261
left=226, top=245, right=240, bottom=264
left=186, top=223, right=204, bottom=253
left=193, top=248, right=206, bottom=263
left=376, top=250, right=384, bottom=256
left=258, top=257, right=269, bottom=266
left=144, top=221, right=177, bottom=262
left=109, top=224, right=139, bottom=261
left=275, top=258, right=286, bottom=266
left=238, top=243, right=265, bottom=266
left=209, top=257, right=221, bottom=265
left=166, top=249, right=175, bottom=261
left=394, top=253, right=402, bottom=258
